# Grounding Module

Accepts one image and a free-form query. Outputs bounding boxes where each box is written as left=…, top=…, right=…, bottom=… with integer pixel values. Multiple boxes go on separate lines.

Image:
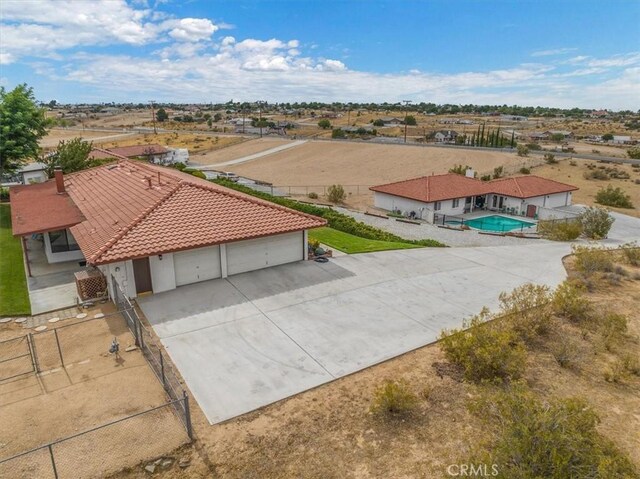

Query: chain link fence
left=0, top=399, right=189, bottom=479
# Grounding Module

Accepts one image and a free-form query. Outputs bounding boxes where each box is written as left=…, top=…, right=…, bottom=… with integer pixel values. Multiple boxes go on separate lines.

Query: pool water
left=459, top=215, right=535, bottom=232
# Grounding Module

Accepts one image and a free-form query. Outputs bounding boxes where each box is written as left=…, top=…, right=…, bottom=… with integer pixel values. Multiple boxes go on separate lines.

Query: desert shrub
left=470, top=385, right=638, bottom=478
left=525, top=142, right=541, bottom=150
left=439, top=309, right=526, bottom=382
left=480, top=174, right=492, bottom=181
left=327, top=184, right=346, bottom=203
left=544, top=153, right=558, bottom=164
left=516, top=144, right=529, bottom=157
left=598, top=312, right=628, bottom=351
left=580, top=206, right=614, bottom=239
left=604, top=359, right=628, bottom=383
left=584, top=169, right=609, bottom=180
left=595, top=185, right=634, bottom=208
left=370, top=380, right=418, bottom=416
left=519, top=166, right=531, bottom=174
left=551, top=338, right=582, bottom=368
left=572, top=245, right=614, bottom=275
left=307, top=192, right=318, bottom=199
left=331, top=128, right=345, bottom=139
left=622, top=355, right=640, bottom=376
left=537, top=219, right=582, bottom=241
left=492, top=166, right=504, bottom=179
left=569, top=160, right=577, bottom=166
left=448, top=164, right=472, bottom=175
left=498, top=283, right=553, bottom=343
left=620, top=242, right=640, bottom=266
left=627, top=146, right=640, bottom=159
left=552, top=281, right=592, bottom=323
left=189, top=169, right=206, bottom=179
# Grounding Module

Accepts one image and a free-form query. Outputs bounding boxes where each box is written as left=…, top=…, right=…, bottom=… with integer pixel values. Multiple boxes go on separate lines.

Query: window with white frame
left=452, top=198, right=460, bottom=208
left=434, top=201, right=441, bottom=211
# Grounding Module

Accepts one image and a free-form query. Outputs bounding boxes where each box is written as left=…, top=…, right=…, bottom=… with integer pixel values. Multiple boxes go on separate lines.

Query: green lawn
left=0, top=204, right=31, bottom=316
left=309, top=227, right=423, bottom=254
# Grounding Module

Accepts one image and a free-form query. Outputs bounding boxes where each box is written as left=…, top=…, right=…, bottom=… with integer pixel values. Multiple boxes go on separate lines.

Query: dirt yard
left=39, top=129, right=137, bottom=149
left=189, top=137, right=292, bottom=166
left=531, top=158, right=640, bottom=217
left=95, top=132, right=246, bottom=155
left=0, top=308, right=186, bottom=478
left=112, top=255, right=640, bottom=479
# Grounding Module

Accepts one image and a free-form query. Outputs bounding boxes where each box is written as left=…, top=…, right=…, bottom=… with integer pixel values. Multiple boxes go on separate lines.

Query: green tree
left=214, top=113, right=222, bottom=122
left=318, top=119, right=332, bottom=129
left=627, top=146, right=640, bottom=159
left=602, top=133, right=614, bottom=141
left=43, top=138, right=94, bottom=176
left=404, top=115, right=417, bottom=126
left=331, top=128, right=346, bottom=139
left=550, top=133, right=565, bottom=143
left=0, top=84, right=49, bottom=173
left=156, top=108, right=168, bottom=122
left=372, top=119, right=384, bottom=127
left=517, top=144, right=529, bottom=157
left=580, top=206, right=615, bottom=239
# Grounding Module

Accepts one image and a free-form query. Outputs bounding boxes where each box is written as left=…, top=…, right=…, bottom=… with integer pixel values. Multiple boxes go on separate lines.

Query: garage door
left=227, top=232, right=303, bottom=276
left=174, top=246, right=221, bottom=286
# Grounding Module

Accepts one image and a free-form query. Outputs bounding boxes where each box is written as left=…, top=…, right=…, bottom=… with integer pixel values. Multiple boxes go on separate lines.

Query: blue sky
left=1, top=0, right=639, bottom=109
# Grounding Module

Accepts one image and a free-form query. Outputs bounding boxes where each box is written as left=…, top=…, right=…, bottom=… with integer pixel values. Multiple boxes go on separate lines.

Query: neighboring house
left=590, top=110, right=609, bottom=118
left=107, top=144, right=171, bottom=163
left=544, top=130, right=573, bottom=139
left=18, top=162, right=48, bottom=184
left=433, top=130, right=459, bottom=143
left=528, top=132, right=549, bottom=141
left=379, top=117, right=404, bottom=126
left=610, top=135, right=634, bottom=145
left=10, top=160, right=325, bottom=299
left=501, top=115, right=528, bottom=121
left=370, top=173, right=577, bottom=221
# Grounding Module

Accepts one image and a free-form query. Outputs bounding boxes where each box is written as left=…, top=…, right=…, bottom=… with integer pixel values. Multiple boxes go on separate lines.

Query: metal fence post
left=48, top=445, right=59, bottom=479
left=183, top=391, right=193, bottom=441
left=160, top=350, right=166, bottom=389
left=53, top=329, right=64, bottom=368
left=137, top=313, right=144, bottom=350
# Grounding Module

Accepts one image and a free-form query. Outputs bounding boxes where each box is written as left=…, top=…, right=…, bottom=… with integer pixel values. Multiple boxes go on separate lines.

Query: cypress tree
left=480, top=123, right=485, bottom=146
left=510, top=131, right=515, bottom=148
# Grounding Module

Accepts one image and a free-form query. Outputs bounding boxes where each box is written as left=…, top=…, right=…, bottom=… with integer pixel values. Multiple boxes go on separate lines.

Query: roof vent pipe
left=145, top=176, right=152, bottom=189
left=54, top=167, right=65, bottom=194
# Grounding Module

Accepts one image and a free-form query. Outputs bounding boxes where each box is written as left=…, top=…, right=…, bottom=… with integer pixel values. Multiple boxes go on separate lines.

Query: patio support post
left=22, top=236, right=32, bottom=277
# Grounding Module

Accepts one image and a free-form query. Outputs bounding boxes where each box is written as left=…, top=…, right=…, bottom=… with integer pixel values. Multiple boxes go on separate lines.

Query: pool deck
left=444, top=211, right=538, bottom=233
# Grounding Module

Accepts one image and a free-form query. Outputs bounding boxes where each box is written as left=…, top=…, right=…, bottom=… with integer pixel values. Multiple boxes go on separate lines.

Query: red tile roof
left=61, top=160, right=325, bottom=264
left=88, top=148, right=128, bottom=160
left=487, top=176, right=578, bottom=198
left=370, top=174, right=577, bottom=203
left=10, top=181, right=85, bottom=236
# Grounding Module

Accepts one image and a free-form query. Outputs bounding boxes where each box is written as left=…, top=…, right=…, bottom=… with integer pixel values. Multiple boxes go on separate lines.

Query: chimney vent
left=54, top=167, right=65, bottom=194
left=145, top=176, right=152, bottom=189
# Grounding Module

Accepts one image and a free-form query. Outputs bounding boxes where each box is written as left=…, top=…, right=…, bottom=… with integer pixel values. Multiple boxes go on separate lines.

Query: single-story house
left=18, top=162, right=48, bottom=184
left=379, top=117, right=404, bottom=126
left=434, top=130, right=459, bottom=143
left=106, top=144, right=171, bottom=163
left=10, top=160, right=326, bottom=299
left=370, top=173, right=578, bottom=221
left=544, top=130, right=573, bottom=139
left=610, top=135, right=634, bottom=145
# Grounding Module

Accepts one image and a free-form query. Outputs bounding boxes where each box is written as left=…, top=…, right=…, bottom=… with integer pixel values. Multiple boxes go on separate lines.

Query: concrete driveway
left=138, top=241, right=575, bottom=424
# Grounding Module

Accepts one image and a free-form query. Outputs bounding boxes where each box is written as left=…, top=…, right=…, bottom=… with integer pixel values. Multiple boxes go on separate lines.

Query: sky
left=1, top=0, right=639, bottom=109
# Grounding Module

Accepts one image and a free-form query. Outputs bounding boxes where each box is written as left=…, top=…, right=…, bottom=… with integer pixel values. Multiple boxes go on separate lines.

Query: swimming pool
left=456, top=215, right=536, bottom=232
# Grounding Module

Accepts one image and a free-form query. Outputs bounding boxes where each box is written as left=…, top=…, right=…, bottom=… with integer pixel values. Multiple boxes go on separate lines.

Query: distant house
left=544, top=130, right=573, bottom=139
left=18, top=162, right=48, bottom=184
left=379, top=117, right=404, bottom=126
left=501, top=115, right=528, bottom=121
left=590, top=110, right=609, bottom=118
left=92, top=144, right=171, bottom=163
left=528, top=132, right=549, bottom=141
left=370, top=173, right=578, bottom=221
left=611, top=135, right=634, bottom=145
left=433, top=130, right=459, bottom=143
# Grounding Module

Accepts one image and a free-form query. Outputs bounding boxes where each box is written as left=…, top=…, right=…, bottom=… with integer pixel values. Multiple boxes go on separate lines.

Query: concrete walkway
left=199, top=140, right=307, bottom=168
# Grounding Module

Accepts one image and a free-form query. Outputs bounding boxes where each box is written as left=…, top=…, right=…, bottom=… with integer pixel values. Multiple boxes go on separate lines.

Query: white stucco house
left=11, top=160, right=325, bottom=300
left=18, top=162, right=48, bottom=184
left=370, top=173, right=578, bottom=222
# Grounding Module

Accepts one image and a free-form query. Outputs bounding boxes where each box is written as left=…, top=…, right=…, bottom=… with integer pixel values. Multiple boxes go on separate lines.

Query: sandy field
left=39, top=129, right=136, bottom=149
left=532, top=159, right=640, bottom=217
left=113, top=257, right=640, bottom=479
left=95, top=132, right=245, bottom=154
left=0, top=310, right=187, bottom=478
left=227, top=140, right=539, bottom=186
left=189, top=137, right=292, bottom=166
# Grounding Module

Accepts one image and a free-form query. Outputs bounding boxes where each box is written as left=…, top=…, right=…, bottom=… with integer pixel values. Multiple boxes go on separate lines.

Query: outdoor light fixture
left=158, top=254, right=163, bottom=260
left=115, top=266, right=120, bottom=272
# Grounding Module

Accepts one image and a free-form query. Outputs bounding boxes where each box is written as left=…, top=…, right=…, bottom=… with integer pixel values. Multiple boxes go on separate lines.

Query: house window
left=452, top=198, right=460, bottom=208
left=434, top=201, right=441, bottom=211
left=49, top=229, right=80, bottom=253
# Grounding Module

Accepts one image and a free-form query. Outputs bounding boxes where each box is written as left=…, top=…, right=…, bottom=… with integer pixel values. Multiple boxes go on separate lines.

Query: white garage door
left=174, top=246, right=221, bottom=286
left=227, top=232, right=303, bottom=276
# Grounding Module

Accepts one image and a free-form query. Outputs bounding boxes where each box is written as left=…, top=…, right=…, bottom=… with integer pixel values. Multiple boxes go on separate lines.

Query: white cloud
left=168, top=18, right=217, bottom=42
left=531, top=47, right=577, bottom=57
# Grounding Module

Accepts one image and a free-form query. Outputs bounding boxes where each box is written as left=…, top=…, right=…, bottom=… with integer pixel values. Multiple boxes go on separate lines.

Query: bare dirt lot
left=531, top=158, right=640, bottom=217
left=189, top=137, right=292, bottom=166
left=113, top=255, right=640, bottom=479
left=39, top=129, right=136, bottom=149
left=0, top=308, right=186, bottom=478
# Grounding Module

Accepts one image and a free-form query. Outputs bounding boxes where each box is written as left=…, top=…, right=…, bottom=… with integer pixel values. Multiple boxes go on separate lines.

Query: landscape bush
left=584, top=169, right=610, bottom=180
left=537, top=219, right=582, bottom=241
left=525, top=142, right=541, bottom=150
left=480, top=174, right=492, bottom=181
left=307, top=192, right=318, bottom=199
left=550, top=338, right=582, bottom=368
left=327, top=184, right=346, bottom=203
left=0, top=187, right=8, bottom=201
left=212, top=179, right=445, bottom=247
left=449, top=164, right=472, bottom=175
left=470, top=385, right=638, bottom=479
left=331, top=128, right=346, bottom=139
left=598, top=312, right=628, bottom=351
left=188, top=169, right=206, bottom=179
left=370, top=380, right=418, bottom=416
left=627, top=146, right=640, bottom=160
left=580, top=206, right=614, bottom=239
left=543, top=153, right=558, bottom=164
left=492, top=166, right=504, bottom=179
left=595, top=185, right=634, bottom=209
left=498, top=283, right=553, bottom=343
left=552, top=280, right=592, bottom=323
left=621, top=242, right=640, bottom=266
left=439, top=308, right=526, bottom=382
left=516, top=144, right=529, bottom=157
left=572, top=245, right=615, bottom=275
left=518, top=166, right=531, bottom=174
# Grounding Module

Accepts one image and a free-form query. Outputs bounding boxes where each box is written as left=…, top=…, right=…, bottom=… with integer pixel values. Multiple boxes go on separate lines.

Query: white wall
left=149, top=253, right=176, bottom=293
left=431, top=198, right=467, bottom=216
left=373, top=192, right=433, bottom=220
left=100, top=260, right=136, bottom=300
left=486, top=192, right=572, bottom=216
left=44, top=231, right=85, bottom=264
left=22, top=171, right=47, bottom=184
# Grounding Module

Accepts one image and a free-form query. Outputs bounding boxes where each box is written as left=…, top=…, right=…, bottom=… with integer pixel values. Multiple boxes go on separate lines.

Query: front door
left=526, top=204, right=537, bottom=218
left=132, top=257, right=153, bottom=294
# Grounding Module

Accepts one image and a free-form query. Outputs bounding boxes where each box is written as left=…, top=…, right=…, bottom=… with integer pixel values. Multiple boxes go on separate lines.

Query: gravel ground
left=333, top=207, right=546, bottom=247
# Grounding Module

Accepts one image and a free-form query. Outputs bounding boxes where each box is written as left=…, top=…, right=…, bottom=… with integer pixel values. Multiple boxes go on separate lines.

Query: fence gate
left=0, top=335, right=36, bottom=382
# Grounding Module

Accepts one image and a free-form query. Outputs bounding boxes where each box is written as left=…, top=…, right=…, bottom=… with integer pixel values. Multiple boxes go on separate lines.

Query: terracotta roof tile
left=58, top=159, right=325, bottom=265
left=487, top=176, right=578, bottom=198
left=106, top=144, right=169, bottom=158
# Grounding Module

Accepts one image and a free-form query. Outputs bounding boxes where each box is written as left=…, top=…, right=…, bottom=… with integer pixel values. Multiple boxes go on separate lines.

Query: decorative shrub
left=537, top=219, right=582, bottom=241
left=621, top=242, right=640, bottom=266
left=439, top=308, right=526, bottom=382
left=519, top=167, right=531, bottom=174
left=498, top=283, right=553, bottom=343
left=551, top=338, right=582, bottom=368
left=552, top=281, right=592, bottom=323
left=327, top=184, right=346, bottom=203
left=580, top=206, right=614, bottom=239
left=595, top=185, right=634, bottom=208
left=516, top=144, right=529, bottom=157
left=493, top=166, right=504, bottom=178
left=572, top=245, right=614, bottom=275
left=544, top=153, right=558, bottom=164
left=599, top=312, right=628, bottom=351
left=370, top=380, right=418, bottom=416
left=307, top=192, right=318, bottom=199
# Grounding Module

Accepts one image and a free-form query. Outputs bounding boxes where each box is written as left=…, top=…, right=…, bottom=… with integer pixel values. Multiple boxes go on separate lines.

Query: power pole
left=402, top=100, right=412, bottom=143
left=149, top=100, right=157, bottom=135
left=257, top=100, right=265, bottom=138
left=242, top=105, right=246, bottom=134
